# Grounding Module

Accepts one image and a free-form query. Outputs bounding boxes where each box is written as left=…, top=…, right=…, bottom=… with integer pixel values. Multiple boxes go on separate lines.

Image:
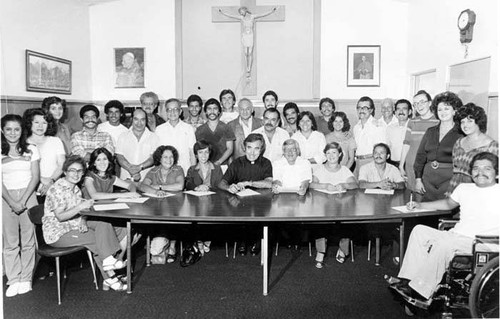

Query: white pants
left=398, top=225, right=472, bottom=299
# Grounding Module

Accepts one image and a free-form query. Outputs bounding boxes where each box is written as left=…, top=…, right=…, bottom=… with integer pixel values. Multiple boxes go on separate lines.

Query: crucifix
left=212, top=1, right=285, bottom=96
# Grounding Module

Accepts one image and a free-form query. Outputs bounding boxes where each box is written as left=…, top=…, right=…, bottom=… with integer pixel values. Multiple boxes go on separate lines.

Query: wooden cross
left=212, top=0, right=285, bottom=96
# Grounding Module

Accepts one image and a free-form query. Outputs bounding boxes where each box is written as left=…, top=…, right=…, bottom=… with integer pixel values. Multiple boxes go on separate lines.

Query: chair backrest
left=27, top=204, right=45, bottom=225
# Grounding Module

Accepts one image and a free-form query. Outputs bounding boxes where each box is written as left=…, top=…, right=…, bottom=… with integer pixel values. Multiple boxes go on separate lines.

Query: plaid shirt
left=70, top=129, right=114, bottom=158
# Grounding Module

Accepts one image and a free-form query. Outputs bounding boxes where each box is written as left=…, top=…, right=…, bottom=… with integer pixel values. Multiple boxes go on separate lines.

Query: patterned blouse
left=43, top=178, right=83, bottom=244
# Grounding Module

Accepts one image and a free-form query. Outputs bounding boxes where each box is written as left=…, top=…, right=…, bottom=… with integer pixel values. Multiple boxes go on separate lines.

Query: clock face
left=458, top=11, right=469, bottom=30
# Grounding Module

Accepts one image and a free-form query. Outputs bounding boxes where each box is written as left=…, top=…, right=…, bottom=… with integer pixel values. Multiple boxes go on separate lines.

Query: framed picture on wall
left=26, top=50, right=72, bottom=94
left=347, top=45, right=381, bottom=87
left=114, top=48, right=145, bottom=88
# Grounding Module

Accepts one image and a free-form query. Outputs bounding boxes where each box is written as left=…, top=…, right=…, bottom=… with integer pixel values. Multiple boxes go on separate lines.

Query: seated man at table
left=358, top=143, right=405, bottom=190
left=272, top=139, right=311, bottom=196
left=218, top=133, right=273, bottom=256
left=387, top=152, right=499, bottom=307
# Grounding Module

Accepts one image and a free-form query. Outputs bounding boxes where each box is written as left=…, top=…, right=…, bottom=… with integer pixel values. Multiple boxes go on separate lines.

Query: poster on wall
left=26, top=50, right=72, bottom=94
left=114, top=48, right=145, bottom=88
left=347, top=45, right=381, bottom=87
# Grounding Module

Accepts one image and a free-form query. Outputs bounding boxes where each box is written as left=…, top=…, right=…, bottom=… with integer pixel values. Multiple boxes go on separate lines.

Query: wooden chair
left=28, top=204, right=98, bottom=305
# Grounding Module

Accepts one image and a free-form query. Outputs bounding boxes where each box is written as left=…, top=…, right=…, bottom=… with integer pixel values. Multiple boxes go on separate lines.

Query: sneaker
left=151, top=252, right=166, bottom=265
left=17, top=282, right=32, bottom=295
left=6, top=283, right=19, bottom=297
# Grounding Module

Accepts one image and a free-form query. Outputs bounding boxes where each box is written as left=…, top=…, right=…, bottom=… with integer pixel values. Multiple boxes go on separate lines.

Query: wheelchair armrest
left=438, top=219, right=459, bottom=231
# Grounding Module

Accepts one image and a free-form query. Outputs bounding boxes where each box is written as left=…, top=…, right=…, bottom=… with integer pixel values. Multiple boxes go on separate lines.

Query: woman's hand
left=122, top=192, right=141, bottom=198
left=155, top=190, right=168, bottom=197
left=78, top=199, right=94, bottom=211
left=194, top=185, right=210, bottom=192
left=414, top=179, right=426, bottom=194
left=11, top=201, right=27, bottom=215
left=406, top=201, right=419, bottom=211
left=79, top=218, right=88, bottom=233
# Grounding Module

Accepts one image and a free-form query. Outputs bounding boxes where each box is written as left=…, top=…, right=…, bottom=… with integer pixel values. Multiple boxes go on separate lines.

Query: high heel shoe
left=315, top=252, right=325, bottom=269
left=335, top=249, right=347, bottom=264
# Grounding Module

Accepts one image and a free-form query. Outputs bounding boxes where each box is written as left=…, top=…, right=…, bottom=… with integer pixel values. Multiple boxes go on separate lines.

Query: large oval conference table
left=83, top=188, right=451, bottom=295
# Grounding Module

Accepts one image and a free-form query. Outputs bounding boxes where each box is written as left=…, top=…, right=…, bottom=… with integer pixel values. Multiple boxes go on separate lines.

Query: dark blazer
left=227, top=117, right=263, bottom=160
left=185, top=163, right=224, bottom=190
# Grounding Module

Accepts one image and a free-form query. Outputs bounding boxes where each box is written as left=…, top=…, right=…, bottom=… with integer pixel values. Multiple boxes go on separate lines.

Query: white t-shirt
left=2, top=144, right=40, bottom=189
left=450, top=183, right=500, bottom=238
left=220, top=111, right=239, bottom=124
left=155, top=121, right=196, bottom=175
left=98, top=121, right=128, bottom=146
left=386, top=121, right=408, bottom=162
left=30, top=136, right=65, bottom=178
left=312, top=164, right=354, bottom=185
left=272, top=156, right=312, bottom=190
left=353, top=116, right=386, bottom=156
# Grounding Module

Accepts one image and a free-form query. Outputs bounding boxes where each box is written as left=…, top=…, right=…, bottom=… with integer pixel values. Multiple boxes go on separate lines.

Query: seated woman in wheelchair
left=386, top=152, right=499, bottom=306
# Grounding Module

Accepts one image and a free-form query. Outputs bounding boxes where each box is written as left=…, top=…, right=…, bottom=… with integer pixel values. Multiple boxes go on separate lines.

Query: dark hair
left=470, top=152, right=498, bottom=176
left=283, top=102, right=299, bottom=116
left=413, top=90, right=432, bottom=103
left=140, top=92, right=160, bottom=114
left=104, top=100, right=125, bottom=123
left=203, top=98, right=222, bottom=114
left=357, top=96, right=375, bottom=113
left=79, top=104, right=100, bottom=119
left=431, top=91, right=462, bottom=120
left=23, top=108, right=57, bottom=137
left=373, top=143, right=391, bottom=158
left=41, top=96, right=67, bottom=123
left=63, top=155, right=86, bottom=175
left=457, top=103, right=487, bottom=133
left=88, top=148, right=115, bottom=178
left=187, top=94, right=203, bottom=107
left=153, top=145, right=179, bottom=166
left=394, top=99, right=413, bottom=117
left=243, top=133, right=266, bottom=155
left=1, top=114, right=30, bottom=156
left=262, top=90, right=278, bottom=104
left=219, top=89, right=236, bottom=104
left=324, top=142, right=343, bottom=163
left=319, top=97, right=335, bottom=111
left=263, top=107, right=281, bottom=119
left=193, top=140, right=213, bottom=161
left=328, top=111, right=351, bottom=132
left=297, top=111, right=318, bottom=131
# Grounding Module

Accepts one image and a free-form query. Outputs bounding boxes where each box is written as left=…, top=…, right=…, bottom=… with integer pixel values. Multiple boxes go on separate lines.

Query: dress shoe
left=5, top=282, right=19, bottom=297
left=250, top=242, right=261, bottom=256
left=17, top=282, right=32, bottom=295
left=238, top=242, right=247, bottom=256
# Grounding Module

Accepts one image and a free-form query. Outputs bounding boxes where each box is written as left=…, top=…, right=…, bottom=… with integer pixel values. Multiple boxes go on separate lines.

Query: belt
left=428, top=161, right=453, bottom=169
left=356, top=154, right=373, bottom=160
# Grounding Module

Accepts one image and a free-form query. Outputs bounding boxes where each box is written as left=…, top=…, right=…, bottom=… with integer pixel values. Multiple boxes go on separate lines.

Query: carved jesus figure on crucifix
left=218, top=6, right=277, bottom=77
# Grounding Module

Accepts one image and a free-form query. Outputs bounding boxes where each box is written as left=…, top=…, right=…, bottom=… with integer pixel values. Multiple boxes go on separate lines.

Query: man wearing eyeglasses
left=352, top=96, right=385, bottom=178
left=155, top=98, right=197, bottom=175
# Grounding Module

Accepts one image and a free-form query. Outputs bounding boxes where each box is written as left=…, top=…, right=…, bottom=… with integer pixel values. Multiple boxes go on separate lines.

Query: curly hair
left=328, top=111, right=351, bottom=132
left=457, top=103, right=487, bottom=133
left=1, top=114, right=30, bottom=156
left=88, top=148, right=115, bottom=178
left=62, top=155, right=87, bottom=175
left=431, top=91, right=463, bottom=121
left=153, top=145, right=179, bottom=167
left=297, top=111, right=318, bottom=131
left=23, top=108, right=58, bottom=137
left=41, top=96, right=67, bottom=123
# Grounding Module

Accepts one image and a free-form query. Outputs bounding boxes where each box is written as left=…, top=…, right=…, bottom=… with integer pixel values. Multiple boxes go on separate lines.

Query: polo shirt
left=195, top=121, right=236, bottom=165
left=358, top=161, right=404, bottom=183
left=222, top=155, right=272, bottom=185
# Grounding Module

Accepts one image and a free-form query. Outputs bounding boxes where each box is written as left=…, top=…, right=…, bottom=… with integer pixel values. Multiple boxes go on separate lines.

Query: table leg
left=127, top=221, right=132, bottom=294
left=263, top=225, right=268, bottom=296
left=399, top=220, right=405, bottom=269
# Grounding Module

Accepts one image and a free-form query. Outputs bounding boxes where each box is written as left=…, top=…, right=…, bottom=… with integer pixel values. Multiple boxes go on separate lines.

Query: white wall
left=0, top=0, right=92, bottom=100
left=89, top=0, right=176, bottom=102
left=320, top=0, right=409, bottom=100
left=406, top=0, right=498, bottom=94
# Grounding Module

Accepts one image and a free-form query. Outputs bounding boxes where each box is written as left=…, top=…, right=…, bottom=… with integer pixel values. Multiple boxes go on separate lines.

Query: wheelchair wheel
left=469, top=256, right=499, bottom=318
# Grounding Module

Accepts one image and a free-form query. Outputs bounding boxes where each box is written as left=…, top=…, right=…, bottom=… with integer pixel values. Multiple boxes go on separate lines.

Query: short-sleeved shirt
left=450, top=183, right=500, bottom=238
left=316, top=116, right=331, bottom=135
left=97, top=121, right=129, bottom=146
left=2, top=144, right=40, bottom=190
left=312, top=164, right=355, bottom=185
left=28, top=136, right=65, bottom=179
left=43, top=178, right=83, bottom=244
left=195, top=121, right=236, bottom=165
left=220, top=111, right=239, bottom=124
left=155, top=121, right=196, bottom=174
left=143, top=165, right=184, bottom=186
left=252, top=126, right=290, bottom=163
left=222, top=156, right=272, bottom=185
left=272, top=156, right=312, bottom=189
left=358, top=161, right=404, bottom=183
left=291, top=131, right=326, bottom=164
left=116, top=129, right=159, bottom=180
left=353, top=116, right=385, bottom=156
left=82, top=171, right=116, bottom=199
left=70, top=129, right=114, bottom=158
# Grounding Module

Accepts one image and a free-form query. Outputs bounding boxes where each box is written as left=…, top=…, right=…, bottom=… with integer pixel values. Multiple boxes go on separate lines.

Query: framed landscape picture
left=26, top=50, right=72, bottom=94
left=347, top=45, right=381, bottom=87
left=114, top=47, right=145, bottom=88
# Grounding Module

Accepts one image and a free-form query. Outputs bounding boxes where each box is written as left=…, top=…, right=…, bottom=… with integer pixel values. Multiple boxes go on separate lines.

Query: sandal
left=103, top=275, right=127, bottom=291
left=103, top=258, right=127, bottom=271
left=315, top=252, right=325, bottom=269
left=167, top=246, right=177, bottom=264
left=384, top=275, right=402, bottom=285
left=335, top=249, right=346, bottom=264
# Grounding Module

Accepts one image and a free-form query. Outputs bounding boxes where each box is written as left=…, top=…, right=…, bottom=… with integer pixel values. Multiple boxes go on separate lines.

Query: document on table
left=236, top=189, right=260, bottom=197
left=392, top=206, right=434, bottom=213
left=143, top=192, right=176, bottom=198
left=184, top=190, right=216, bottom=196
left=113, top=197, right=149, bottom=203
left=277, top=186, right=300, bottom=193
left=365, top=189, right=394, bottom=195
left=93, top=203, right=129, bottom=211
left=314, top=189, right=346, bottom=195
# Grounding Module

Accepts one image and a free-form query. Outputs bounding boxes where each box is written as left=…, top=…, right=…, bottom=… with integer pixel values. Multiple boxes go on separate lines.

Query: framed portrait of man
left=114, top=47, right=145, bottom=88
left=347, top=45, right=381, bottom=87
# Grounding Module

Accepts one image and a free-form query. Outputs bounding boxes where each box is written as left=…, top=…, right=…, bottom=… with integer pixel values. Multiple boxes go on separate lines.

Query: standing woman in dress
left=2, top=114, right=40, bottom=297
left=41, top=96, right=72, bottom=154
left=448, top=103, right=498, bottom=193
left=414, top=91, right=464, bottom=201
left=399, top=90, right=439, bottom=191
left=23, top=108, right=65, bottom=202
left=325, top=111, right=356, bottom=170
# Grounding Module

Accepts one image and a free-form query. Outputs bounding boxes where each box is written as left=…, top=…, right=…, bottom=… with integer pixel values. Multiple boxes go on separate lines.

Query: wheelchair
left=404, top=220, right=499, bottom=319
